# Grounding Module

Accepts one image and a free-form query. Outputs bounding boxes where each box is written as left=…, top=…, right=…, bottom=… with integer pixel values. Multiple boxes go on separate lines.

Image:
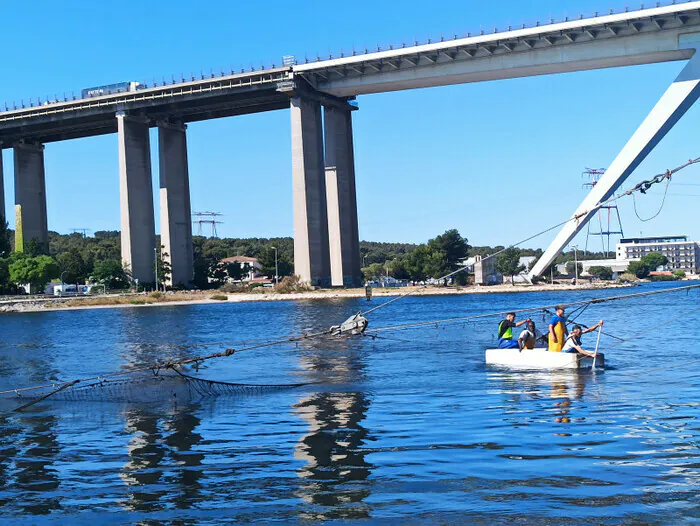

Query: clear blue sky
left=1, top=0, right=699, bottom=250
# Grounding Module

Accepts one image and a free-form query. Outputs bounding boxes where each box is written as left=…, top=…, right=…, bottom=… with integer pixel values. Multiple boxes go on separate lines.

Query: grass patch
left=209, top=294, right=228, bottom=301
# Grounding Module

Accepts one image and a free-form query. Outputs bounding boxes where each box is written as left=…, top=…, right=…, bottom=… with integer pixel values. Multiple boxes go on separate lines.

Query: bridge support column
left=117, top=112, right=156, bottom=285
left=0, top=148, right=5, bottom=222
left=158, top=122, right=193, bottom=288
left=529, top=48, right=700, bottom=280
left=13, top=142, right=48, bottom=253
left=291, top=97, right=331, bottom=286
left=324, top=106, right=361, bottom=287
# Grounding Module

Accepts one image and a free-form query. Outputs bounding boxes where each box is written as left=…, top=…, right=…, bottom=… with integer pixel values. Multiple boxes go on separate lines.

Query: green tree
left=428, top=229, right=469, bottom=271
left=57, top=248, right=89, bottom=283
left=258, top=246, right=293, bottom=279
left=9, top=255, right=59, bottom=294
left=363, top=262, right=385, bottom=281
left=627, top=261, right=650, bottom=279
left=673, top=269, right=686, bottom=279
left=226, top=262, right=250, bottom=282
left=155, top=246, right=172, bottom=290
left=0, top=257, right=10, bottom=293
left=588, top=266, right=613, bottom=280
left=0, top=215, right=10, bottom=257
left=495, top=248, right=525, bottom=285
left=565, top=261, right=583, bottom=276
left=92, top=259, right=131, bottom=289
left=641, top=252, right=668, bottom=271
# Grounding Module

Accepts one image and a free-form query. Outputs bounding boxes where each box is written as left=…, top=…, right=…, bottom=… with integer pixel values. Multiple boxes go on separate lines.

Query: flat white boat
left=485, top=348, right=604, bottom=370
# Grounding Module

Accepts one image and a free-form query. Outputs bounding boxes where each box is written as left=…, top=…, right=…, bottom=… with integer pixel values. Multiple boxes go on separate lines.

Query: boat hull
left=485, top=348, right=604, bottom=370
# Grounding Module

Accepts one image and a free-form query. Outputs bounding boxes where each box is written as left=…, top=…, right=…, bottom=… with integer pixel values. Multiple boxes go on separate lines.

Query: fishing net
left=5, top=372, right=307, bottom=405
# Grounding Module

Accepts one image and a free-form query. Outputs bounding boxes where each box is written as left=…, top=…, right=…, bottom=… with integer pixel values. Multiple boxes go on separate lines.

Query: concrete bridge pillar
left=13, top=142, right=48, bottom=253
left=117, top=112, right=156, bottom=285
left=158, top=121, right=193, bottom=287
left=290, top=97, right=331, bottom=286
left=0, top=147, right=5, bottom=222
left=324, top=106, right=361, bottom=287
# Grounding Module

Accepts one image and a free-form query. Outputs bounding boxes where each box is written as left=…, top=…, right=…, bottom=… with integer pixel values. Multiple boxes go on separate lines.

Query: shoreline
left=0, top=282, right=633, bottom=314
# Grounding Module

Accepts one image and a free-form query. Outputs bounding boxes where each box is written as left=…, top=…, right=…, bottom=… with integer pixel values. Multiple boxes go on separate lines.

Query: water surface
left=0, top=283, right=699, bottom=524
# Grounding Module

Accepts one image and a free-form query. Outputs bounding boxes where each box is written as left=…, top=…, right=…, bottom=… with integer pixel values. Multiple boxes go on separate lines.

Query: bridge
left=2, top=1, right=700, bottom=286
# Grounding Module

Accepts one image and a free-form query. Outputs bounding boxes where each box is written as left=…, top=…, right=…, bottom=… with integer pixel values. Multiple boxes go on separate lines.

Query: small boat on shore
left=485, top=348, right=604, bottom=370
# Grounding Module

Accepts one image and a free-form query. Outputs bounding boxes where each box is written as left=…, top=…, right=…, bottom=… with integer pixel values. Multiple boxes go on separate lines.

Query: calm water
left=0, top=283, right=699, bottom=524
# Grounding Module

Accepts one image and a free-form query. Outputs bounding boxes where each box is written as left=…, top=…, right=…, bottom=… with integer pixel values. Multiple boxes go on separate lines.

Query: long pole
left=574, top=246, right=579, bottom=285
left=271, top=246, right=278, bottom=286
left=154, top=247, right=159, bottom=292
left=592, top=324, right=602, bottom=369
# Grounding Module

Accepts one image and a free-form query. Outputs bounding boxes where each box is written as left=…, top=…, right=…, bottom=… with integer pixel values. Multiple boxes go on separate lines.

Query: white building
left=616, top=236, right=699, bottom=273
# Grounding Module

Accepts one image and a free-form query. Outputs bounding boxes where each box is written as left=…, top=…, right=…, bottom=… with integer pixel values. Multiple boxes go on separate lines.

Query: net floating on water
left=4, top=372, right=307, bottom=405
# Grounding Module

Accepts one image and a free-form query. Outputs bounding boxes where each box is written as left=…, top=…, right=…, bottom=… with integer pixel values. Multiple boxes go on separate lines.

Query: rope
left=359, top=156, right=700, bottom=318
left=363, top=283, right=700, bottom=335
left=632, top=177, right=671, bottom=222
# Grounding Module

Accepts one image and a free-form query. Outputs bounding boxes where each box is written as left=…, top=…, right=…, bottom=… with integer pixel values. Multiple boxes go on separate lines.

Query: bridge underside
left=0, top=86, right=291, bottom=144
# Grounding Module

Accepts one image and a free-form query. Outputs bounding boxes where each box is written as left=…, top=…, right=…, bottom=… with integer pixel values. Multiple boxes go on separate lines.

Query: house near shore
left=217, top=256, right=273, bottom=284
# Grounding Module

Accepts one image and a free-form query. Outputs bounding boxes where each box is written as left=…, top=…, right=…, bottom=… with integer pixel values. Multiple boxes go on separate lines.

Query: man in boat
left=548, top=305, right=569, bottom=352
left=497, top=312, right=530, bottom=349
left=562, top=321, right=604, bottom=357
left=517, top=320, right=547, bottom=351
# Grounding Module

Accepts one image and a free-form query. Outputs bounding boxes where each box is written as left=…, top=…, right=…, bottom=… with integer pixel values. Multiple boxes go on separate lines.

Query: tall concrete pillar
left=324, top=106, right=361, bottom=287
left=0, top=147, right=5, bottom=222
left=158, top=122, right=193, bottom=287
left=290, top=97, right=331, bottom=286
left=117, top=112, right=156, bottom=284
left=13, top=142, right=48, bottom=253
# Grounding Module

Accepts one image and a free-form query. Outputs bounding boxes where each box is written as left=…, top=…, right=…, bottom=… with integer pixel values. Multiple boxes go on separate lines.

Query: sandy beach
left=0, top=281, right=633, bottom=314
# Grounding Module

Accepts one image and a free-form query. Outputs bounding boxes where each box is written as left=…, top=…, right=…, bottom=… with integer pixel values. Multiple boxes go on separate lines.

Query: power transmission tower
left=71, top=228, right=90, bottom=237
left=582, top=168, right=624, bottom=258
left=192, top=212, right=223, bottom=238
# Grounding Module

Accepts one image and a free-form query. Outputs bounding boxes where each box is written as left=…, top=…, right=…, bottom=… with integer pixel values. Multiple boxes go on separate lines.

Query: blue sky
left=1, top=0, right=699, bottom=250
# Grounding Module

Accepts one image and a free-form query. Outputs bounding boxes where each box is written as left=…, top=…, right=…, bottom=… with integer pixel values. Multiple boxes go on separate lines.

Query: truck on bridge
left=81, top=81, right=142, bottom=99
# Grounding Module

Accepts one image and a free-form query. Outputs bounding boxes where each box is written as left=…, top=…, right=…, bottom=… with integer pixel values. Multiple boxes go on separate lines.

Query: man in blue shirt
left=497, top=312, right=530, bottom=349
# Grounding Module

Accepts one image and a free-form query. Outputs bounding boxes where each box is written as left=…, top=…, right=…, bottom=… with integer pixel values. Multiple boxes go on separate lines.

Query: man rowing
left=562, top=321, right=604, bottom=357
left=497, top=312, right=530, bottom=349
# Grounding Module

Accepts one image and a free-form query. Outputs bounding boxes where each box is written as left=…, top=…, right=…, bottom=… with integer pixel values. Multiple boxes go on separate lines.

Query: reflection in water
left=293, top=331, right=373, bottom=520
left=120, top=406, right=203, bottom=512
left=0, top=413, right=61, bottom=515
left=294, top=392, right=372, bottom=520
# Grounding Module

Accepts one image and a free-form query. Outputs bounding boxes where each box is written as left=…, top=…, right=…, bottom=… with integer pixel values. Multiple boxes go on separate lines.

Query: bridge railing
left=294, top=0, right=696, bottom=65
left=0, top=69, right=291, bottom=123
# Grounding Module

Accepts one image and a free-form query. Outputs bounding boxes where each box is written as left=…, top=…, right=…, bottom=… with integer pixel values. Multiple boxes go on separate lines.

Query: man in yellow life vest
left=497, top=312, right=530, bottom=349
left=548, top=305, right=569, bottom=352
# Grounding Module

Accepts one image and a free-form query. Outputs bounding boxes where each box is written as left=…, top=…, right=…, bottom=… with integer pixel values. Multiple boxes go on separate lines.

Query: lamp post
left=271, top=246, right=279, bottom=286
left=60, top=271, right=67, bottom=296
left=154, top=247, right=159, bottom=292
left=572, top=245, right=579, bottom=285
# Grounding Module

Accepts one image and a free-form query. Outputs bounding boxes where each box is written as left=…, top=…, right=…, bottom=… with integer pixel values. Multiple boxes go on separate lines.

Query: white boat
left=485, top=348, right=605, bottom=370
